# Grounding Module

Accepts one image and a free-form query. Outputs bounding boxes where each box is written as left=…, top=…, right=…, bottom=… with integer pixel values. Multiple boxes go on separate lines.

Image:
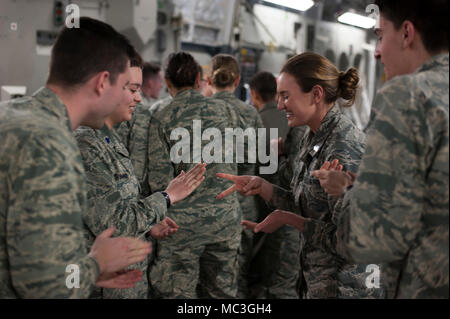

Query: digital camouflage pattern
left=147, top=89, right=242, bottom=299
left=269, top=106, right=385, bottom=299
left=75, top=124, right=167, bottom=299
left=278, top=126, right=308, bottom=189
left=115, top=103, right=153, bottom=197
left=211, top=91, right=265, bottom=298
left=149, top=95, right=172, bottom=115
left=303, top=53, right=449, bottom=299
left=0, top=87, right=99, bottom=298
left=116, top=95, right=174, bottom=197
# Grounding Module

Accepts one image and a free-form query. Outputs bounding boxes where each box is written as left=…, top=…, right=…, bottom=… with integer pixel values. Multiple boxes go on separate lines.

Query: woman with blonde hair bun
left=207, top=53, right=265, bottom=298
left=217, top=52, right=385, bottom=299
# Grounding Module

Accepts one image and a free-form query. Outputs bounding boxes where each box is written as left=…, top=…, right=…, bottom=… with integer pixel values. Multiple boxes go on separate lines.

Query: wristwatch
left=161, top=191, right=171, bottom=209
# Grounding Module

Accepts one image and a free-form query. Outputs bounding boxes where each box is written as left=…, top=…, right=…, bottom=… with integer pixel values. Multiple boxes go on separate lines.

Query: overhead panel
left=106, top=0, right=157, bottom=47
left=173, top=0, right=237, bottom=47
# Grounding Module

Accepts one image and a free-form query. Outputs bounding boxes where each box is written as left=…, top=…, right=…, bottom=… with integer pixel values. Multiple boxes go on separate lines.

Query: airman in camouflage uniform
left=211, top=90, right=265, bottom=298
left=75, top=124, right=168, bottom=299
left=0, top=88, right=100, bottom=298
left=307, top=53, right=449, bottom=299
left=147, top=88, right=242, bottom=299
left=0, top=17, right=159, bottom=299
left=268, top=106, right=385, bottom=298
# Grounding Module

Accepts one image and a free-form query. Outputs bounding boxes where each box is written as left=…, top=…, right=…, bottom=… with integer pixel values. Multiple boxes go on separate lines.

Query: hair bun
left=213, top=68, right=235, bottom=88
left=338, top=67, right=359, bottom=107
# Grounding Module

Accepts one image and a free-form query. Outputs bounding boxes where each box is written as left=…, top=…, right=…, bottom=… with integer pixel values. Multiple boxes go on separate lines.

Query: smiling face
left=276, top=72, right=317, bottom=128
left=107, top=66, right=143, bottom=126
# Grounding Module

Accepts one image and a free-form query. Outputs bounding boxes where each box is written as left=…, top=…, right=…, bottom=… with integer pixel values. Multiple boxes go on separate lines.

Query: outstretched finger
left=127, top=254, right=148, bottom=266
left=163, top=217, right=179, bottom=229
left=320, top=161, right=331, bottom=170
left=217, top=184, right=237, bottom=200
left=216, top=173, right=239, bottom=182
left=254, top=217, right=276, bottom=234
left=186, top=163, right=205, bottom=176
left=128, top=246, right=152, bottom=259
left=189, top=176, right=205, bottom=190
left=330, top=159, right=340, bottom=170
left=125, top=238, right=151, bottom=251
left=185, top=165, right=206, bottom=184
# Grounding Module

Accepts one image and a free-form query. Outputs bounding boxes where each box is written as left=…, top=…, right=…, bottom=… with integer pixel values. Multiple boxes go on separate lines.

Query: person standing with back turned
left=147, top=52, right=241, bottom=299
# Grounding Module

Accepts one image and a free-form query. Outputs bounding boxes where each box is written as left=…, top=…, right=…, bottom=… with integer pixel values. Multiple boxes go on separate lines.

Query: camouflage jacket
left=147, top=89, right=241, bottom=235
left=0, top=87, right=99, bottom=298
left=212, top=91, right=264, bottom=221
left=149, top=95, right=173, bottom=115
left=303, top=53, right=450, bottom=299
left=115, top=103, right=153, bottom=197
left=269, top=106, right=385, bottom=298
left=74, top=124, right=167, bottom=298
left=277, top=126, right=308, bottom=189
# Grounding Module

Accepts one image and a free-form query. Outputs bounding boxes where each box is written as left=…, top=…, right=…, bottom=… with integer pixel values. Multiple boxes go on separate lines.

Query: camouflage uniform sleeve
left=146, top=117, right=175, bottom=192
left=7, top=134, right=99, bottom=298
left=304, top=79, right=430, bottom=264
left=78, top=137, right=167, bottom=238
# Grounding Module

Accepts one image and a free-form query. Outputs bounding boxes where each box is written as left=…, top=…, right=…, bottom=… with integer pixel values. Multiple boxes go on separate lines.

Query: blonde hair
left=210, top=54, right=240, bottom=88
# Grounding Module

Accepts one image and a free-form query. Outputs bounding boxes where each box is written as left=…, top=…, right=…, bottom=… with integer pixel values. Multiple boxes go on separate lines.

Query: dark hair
left=210, top=54, right=240, bottom=88
left=375, top=0, right=449, bottom=53
left=249, top=72, right=277, bottom=103
left=165, top=52, right=200, bottom=89
left=129, top=48, right=143, bottom=69
left=47, top=17, right=134, bottom=87
left=281, top=52, right=359, bottom=107
left=143, top=62, right=161, bottom=82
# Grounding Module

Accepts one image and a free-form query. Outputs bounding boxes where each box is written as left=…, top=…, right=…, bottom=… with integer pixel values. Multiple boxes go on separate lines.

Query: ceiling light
left=264, top=0, right=315, bottom=12
left=337, top=12, right=377, bottom=29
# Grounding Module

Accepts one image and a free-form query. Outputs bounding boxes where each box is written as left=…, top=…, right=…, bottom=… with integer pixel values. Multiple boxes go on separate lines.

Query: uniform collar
left=415, top=53, right=449, bottom=74
left=212, top=91, right=235, bottom=100
left=302, top=106, right=341, bottom=160
left=32, top=87, right=72, bottom=131
left=173, top=89, right=199, bottom=101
